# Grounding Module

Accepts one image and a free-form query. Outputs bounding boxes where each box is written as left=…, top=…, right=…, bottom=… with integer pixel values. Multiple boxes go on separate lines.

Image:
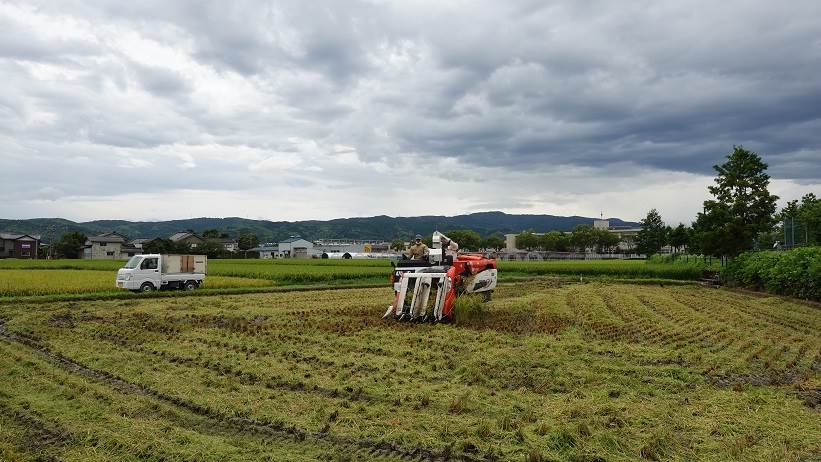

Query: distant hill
left=0, top=212, right=639, bottom=243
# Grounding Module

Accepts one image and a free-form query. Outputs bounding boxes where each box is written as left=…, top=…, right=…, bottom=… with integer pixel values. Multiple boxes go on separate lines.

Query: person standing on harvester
left=405, top=234, right=429, bottom=259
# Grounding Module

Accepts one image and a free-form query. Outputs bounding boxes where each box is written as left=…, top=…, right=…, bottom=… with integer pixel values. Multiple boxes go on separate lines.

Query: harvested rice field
left=0, top=281, right=818, bottom=461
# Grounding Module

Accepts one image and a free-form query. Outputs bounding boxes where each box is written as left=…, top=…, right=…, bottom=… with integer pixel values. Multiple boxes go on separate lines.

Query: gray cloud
left=0, top=0, right=819, bottom=224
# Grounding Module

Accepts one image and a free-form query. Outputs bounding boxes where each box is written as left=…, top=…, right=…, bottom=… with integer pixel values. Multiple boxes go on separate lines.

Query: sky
left=0, top=0, right=819, bottom=225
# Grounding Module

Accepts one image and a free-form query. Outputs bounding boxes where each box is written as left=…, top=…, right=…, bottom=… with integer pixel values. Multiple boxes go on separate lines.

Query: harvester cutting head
left=383, top=232, right=497, bottom=322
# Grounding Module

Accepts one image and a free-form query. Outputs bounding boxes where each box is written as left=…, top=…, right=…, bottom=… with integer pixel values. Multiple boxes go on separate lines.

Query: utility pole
left=791, top=216, right=795, bottom=248
left=46, top=224, right=55, bottom=260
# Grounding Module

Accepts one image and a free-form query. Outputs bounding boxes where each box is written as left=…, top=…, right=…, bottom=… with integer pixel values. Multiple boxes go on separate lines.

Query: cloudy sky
left=1, top=0, right=819, bottom=224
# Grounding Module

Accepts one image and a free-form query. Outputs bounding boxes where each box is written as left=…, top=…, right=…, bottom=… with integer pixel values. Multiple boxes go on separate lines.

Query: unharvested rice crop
left=0, top=258, right=391, bottom=286
left=0, top=281, right=817, bottom=461
left=499, top=259, right=704, bottom=280
left=0, top=269, right=270, bottom=296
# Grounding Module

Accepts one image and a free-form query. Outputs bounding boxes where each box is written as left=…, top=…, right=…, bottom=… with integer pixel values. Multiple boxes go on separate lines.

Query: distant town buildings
left=79, top=230, right=240, bottom=259
left=503, top=219, right=642, bottom=253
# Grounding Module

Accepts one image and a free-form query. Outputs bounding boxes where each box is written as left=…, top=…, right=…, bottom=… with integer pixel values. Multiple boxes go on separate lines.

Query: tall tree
left=482, top=235, right=505, bottom=251
left=593, top=228, right=620, bottom=253
left=515, top=230, right=538, bottom=251
left=635, top=209, right=666, bottom=256
left=669, top=224, right=689, bottom=253
left=694, top=146, right=778, bottom=257
left=444, top=230, right=482, bottom=250
left=539, top=231, right=570, bottom=251
left=570, top=225, right=595, bottom=252
left=781, top=193, right=820, bottom=245
left=54, top=232, right=86, bottom=259
left=238, top=233, right=260, bottom=250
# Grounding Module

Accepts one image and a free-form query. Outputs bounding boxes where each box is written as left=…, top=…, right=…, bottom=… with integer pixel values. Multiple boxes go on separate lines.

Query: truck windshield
left=123, top=256, right=142, bottom=269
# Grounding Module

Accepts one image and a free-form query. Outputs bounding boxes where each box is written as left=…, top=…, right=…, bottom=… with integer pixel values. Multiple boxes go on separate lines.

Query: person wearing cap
left=405, top=234, right=430, bottom=260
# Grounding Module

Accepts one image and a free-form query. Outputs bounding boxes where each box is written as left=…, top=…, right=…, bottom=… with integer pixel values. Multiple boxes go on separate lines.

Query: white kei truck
left=116, top=254, right=207, bottom=292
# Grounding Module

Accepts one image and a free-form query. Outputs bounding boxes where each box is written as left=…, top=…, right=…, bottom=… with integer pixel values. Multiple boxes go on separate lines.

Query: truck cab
left=116, top=254, right=207, bottom=292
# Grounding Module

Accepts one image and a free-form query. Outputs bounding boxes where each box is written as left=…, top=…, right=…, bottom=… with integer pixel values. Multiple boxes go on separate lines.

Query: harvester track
left=0, top=322, right=491, bottom=462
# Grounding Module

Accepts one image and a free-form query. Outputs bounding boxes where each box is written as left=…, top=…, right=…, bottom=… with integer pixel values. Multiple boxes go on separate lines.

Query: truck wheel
left=139, top=282, right=155, bottom=293
left=183, top=281, right=198, bottom=291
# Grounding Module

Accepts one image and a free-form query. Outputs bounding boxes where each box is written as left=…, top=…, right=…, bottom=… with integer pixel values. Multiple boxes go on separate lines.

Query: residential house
left=84, top=232, right=128, bottom=259
left=127, top=238, right=150, bottom=250
left=0, top=233, right=41, bottom=259
left=121, top=239, right=145, bottom=258
left=168, top=230, right=206, bottom=248
left=208, top=237, right=239, bottom=252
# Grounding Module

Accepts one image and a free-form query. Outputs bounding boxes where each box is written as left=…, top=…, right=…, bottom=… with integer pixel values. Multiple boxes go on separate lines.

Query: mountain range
left=0, top=212, right=640, bottom=243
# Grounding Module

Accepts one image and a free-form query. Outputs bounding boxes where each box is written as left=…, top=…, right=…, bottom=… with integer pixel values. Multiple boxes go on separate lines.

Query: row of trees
left=390, top=230, right=506, bottom=252
left=514, top=226, right=620, bottom=253
left=511, top=146, right=813, bottom=258
left=635, top=146, right=817, bottom=258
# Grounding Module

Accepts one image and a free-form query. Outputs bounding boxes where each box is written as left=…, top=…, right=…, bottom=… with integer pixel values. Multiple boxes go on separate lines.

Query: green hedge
left=723, top=247, right=821, bottom=300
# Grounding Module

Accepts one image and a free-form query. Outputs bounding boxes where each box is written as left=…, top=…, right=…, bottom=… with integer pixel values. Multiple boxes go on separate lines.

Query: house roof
left=128, top=238, right=150, bottom=245
left=280, top=236, right=311, bottom=244
left=87, top=234, right=126, bottom=243
left=0, top=233, right=40, bottom=240
left=249, top=245, right=278, bottom=252
left=208, top=237, right=237, bottom=244
left=168, top=231, right=205, bottom=242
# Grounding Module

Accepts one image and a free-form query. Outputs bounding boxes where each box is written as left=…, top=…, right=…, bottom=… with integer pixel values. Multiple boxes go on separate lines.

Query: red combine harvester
left=383, top=232, right=498, bottom=322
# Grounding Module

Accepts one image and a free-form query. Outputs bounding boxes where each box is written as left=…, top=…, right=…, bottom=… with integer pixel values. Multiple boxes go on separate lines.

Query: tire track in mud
left=0, top=401, right=73, bottom=462
left=0, top=322, right=491, bottom=462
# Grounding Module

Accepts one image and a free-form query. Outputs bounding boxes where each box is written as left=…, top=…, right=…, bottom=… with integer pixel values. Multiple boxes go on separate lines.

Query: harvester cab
left=383, top=232, right=498, bottom=322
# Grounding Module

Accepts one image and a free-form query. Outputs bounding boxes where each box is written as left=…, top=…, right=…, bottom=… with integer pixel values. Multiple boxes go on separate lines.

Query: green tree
left=196, top=240, right=226, bottom=258
left=444, top=230, right=482, bottom=250
left=593, top=228, right=620, bottom=253
left=782, top=193, right=820, bottom=245
left=570, top=225, right=595, bottom=252
left=669, top=224, right=689, bottom=253
left=482, top=235, right=505, bottom=251
left=695, top=146, right=779, bottom=257
left=390, top=239, right=405, bottom=251
left=54, top=232, right=86, bottom=259
left=143, top=239, right=191, bottom=254
left=538, top=231, right=568, bottom=251
left=515, top=230, right=538, bottom=251
left=201, top=229, right=220, bottom=238
left=635, top=209, right=666, bottom=256
left=238, top=233, right=259, bottom=251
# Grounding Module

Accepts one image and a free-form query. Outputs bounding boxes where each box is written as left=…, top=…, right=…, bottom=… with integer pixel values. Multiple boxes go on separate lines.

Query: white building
left=277, top=236, right=314, bottom=258
left=249, top=245, right=278, bottom=259
left=313, top=238, right=390, bottom=255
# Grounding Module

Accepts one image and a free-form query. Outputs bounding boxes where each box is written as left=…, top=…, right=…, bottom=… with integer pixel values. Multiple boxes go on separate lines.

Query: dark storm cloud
left=0, top=0, right=819, bottom=222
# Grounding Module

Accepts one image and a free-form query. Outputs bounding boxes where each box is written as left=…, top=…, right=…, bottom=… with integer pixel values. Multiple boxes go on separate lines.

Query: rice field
left=0, top=281, right=818, bottom=461
left=499, top=259, right=704, bottom=280
left=0, top=258, right=706, bottom=301
left=0, top=270, right=272, bottom=297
